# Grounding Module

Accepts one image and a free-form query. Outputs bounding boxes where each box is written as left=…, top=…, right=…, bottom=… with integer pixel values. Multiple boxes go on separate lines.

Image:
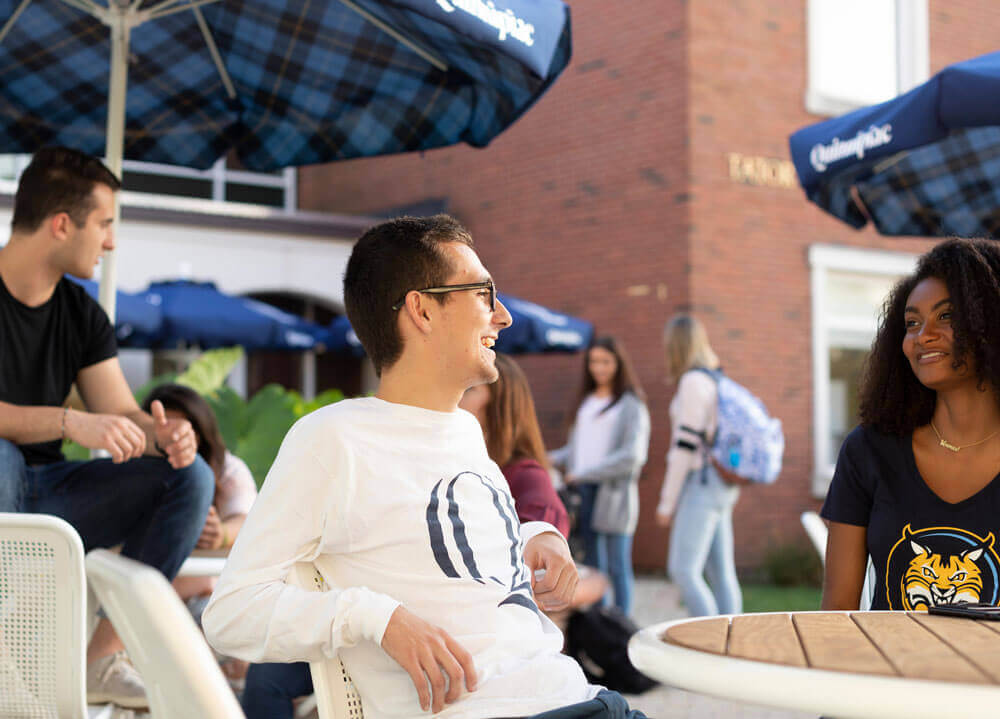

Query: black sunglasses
left=391, top=280, right=496, bottom=312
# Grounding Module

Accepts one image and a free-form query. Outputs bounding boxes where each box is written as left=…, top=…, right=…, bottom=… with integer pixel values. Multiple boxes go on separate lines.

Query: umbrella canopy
left=0, top=0, right=571, bottom=170
left=130, top=280, right=331, bottom=350
left=68, top=276, right=163, bottom=341
left=0, top=0, right=571, bottom=320
left=328, top=293, right=592, bottom=357
left=789, top=51, right=1000, bottom=238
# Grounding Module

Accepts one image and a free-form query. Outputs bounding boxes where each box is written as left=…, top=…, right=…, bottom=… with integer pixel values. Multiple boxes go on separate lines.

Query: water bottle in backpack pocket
left=694, top=368, right=784, bottom=484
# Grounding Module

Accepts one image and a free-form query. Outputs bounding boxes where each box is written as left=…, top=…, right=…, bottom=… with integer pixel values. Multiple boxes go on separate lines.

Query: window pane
left=225, top=182, right=285, bottom=207
left=122, top=171, right=212, bottom=200
left=825, top=270, right=898, bottom=329
left=829, top=346, right=869, bottom=459
left=810, top=0, right=897, bottom=108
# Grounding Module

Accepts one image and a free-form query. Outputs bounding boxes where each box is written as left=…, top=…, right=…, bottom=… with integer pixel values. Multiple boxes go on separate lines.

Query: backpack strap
left=686, top=367, right=721, bottom=447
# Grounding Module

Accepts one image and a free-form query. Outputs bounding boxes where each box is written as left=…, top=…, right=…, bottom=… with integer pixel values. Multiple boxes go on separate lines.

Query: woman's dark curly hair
left=858, top=238, right=1000, bottom=435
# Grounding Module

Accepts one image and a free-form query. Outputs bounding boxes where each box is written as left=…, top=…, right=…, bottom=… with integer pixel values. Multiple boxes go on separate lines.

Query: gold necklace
left=930, top=420, right=1000, bottom=452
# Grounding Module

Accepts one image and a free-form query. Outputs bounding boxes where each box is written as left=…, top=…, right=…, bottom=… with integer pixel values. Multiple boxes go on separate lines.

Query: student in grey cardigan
left=550, top=337, right=650, bottom=615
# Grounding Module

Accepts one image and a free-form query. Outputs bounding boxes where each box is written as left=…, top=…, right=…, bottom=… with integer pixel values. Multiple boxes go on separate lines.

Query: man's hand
left=63, top=408, right=146, bottom=463
left=655, top=509, right=673, bottom=529
left=524, top=532, right=578, bottom=612
left=150, top=400, right=199, bottom=469
left=380, top=606, right=478, bottom=713
left=197, top=506, right=224, bottom=549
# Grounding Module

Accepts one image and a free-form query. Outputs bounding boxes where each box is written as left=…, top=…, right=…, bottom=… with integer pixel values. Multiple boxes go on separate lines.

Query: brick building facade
left=297, top=1, right=1000, bottom=571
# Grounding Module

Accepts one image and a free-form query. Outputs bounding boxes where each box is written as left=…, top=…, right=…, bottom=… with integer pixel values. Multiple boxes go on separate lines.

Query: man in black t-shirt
left=0, top=148, right=215, bottom=709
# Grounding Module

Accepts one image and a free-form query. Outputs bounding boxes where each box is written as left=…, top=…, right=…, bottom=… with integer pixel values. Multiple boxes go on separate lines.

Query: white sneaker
left=86, top=651, right=149, bottom=710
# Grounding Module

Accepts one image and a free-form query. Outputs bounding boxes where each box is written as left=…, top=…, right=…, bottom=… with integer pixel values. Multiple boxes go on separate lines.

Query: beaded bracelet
left=60, top=407, right=69, bottom=439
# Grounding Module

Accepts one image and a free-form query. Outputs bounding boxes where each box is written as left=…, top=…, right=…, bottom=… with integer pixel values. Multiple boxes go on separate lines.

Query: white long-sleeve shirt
left=203, top=397, right=593, bottom=719
left=656, top=370, right=718, bottom=517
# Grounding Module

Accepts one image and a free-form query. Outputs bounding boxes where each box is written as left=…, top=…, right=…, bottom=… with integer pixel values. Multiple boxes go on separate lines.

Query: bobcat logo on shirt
left=425, top=471, right=539, bottom=615
left=885, top=524, right=1000, bottom=611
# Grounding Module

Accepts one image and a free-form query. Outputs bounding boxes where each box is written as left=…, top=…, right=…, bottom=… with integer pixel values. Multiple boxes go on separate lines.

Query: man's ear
left=401, top=291, right=434, bottom=335
left=48, top=212, right=73, bottom=242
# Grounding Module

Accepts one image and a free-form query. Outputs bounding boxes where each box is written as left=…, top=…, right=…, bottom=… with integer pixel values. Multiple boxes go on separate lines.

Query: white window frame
left=809, top=244, right=917, bottom=496
left=0, top=155, right=297, bottom=211
left=806, top=0, right=929, bottom=116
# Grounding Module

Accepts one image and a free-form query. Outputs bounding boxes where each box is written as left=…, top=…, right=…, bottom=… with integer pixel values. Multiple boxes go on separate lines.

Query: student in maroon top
left=460, top=353, right=570, bottom=537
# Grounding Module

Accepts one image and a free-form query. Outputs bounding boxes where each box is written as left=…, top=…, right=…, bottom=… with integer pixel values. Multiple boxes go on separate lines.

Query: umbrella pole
left=98, top=1, right=131, bottom=323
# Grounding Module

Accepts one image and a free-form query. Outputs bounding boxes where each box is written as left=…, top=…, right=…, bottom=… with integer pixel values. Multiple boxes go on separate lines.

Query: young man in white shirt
left=204, top=215, right=648, bottom=719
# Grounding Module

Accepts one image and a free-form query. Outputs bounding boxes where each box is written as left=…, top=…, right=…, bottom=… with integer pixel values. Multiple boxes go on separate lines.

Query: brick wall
left=298, top=0, right=1000, bottom=571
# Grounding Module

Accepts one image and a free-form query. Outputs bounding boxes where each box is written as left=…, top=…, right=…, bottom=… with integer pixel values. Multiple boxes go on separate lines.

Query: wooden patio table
left=628, top=611, right=1000, bottom=719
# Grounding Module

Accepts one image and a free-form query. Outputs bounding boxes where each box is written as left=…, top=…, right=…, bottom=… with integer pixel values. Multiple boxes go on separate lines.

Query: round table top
left=628, top=610, right=1000, bottom=719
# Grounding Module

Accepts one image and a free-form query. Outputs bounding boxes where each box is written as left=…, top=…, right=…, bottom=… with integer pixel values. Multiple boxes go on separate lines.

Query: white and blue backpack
left=694, top=368, right=784, bottom=484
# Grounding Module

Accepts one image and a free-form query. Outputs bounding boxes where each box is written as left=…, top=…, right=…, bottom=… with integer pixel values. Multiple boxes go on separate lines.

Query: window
left=806, top=0, right=928, bottom=116
left=809, top=245, right=916, bottom=496
left=0, top=155, right=297, bottom=211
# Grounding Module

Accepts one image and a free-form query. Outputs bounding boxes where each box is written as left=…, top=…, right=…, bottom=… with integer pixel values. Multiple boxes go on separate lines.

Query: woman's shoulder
left=837, top=424, right=911, bottom=469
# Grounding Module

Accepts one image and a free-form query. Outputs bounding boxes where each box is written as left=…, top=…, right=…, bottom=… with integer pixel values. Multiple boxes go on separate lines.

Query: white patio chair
left=84, top=549, right=243, bottom=719
left=287, top=562, right=365, bottom=719
left=0, top=512, right=89, bottom=718
left=799, top=510, right=875, bottom=610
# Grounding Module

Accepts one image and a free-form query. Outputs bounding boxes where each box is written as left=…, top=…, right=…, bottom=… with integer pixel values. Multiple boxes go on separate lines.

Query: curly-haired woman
left=822, top=238, right=1000, bottom=611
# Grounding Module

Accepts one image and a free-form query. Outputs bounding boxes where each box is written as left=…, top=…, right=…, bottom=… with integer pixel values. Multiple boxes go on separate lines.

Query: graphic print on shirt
left=426, top=471, right=540, bottom=616
left=885, top=524, right=1000, bottom=610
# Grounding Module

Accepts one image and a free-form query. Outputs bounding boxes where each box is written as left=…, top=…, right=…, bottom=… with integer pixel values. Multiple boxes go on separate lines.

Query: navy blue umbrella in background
left=493, top=293, right=592, bottom=354
left=328, top=315, right=366, bottom=358
left=327, top=293, right=592, bottom=357
left=128, top=281, right=331, bottom=351
left=789, top=51, right=1000, bottom=238
left=68, top=277, right=163, bottom=344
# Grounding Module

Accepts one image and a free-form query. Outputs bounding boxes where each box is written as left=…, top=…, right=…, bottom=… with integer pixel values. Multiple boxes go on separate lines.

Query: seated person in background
left=459, top=353, right=607, bottom=621
left=823, top=238, right=1000, bottom=611
left=459, top=353, right=570, bottom=537
left=204, top=215, right=647, bottom=719
left=0, top=147, right=214, bottom=709
left=141, top=384, right=257, bottom=606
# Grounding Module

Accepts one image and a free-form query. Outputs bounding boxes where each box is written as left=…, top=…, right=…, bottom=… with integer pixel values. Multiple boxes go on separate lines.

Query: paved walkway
left=622, top=575, right=812, bottom=718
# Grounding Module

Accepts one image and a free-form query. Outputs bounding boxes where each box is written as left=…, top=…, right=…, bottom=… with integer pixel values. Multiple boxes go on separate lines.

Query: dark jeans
left=242, top=662, right=311, bottom=719
left=527, top=689, right=648, bottom=718
left=0, top=438, right=214, bottom=580
left=241, top=663, right=647, bottom=719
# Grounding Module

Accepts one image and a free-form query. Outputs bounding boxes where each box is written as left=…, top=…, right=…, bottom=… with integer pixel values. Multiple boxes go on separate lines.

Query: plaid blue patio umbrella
left=127, top=280, right=331, bottom=350
left=328, top=292, right=592, bottom=356
left=789, top=51, right=1000, bottom=238
left=0, top=0, right=572, bottom=314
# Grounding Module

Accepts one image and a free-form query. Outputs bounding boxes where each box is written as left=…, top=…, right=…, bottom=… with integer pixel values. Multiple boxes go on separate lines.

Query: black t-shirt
left=822, top=425, right=1000, bottom=611
left=0, top=276, right=117, bottom=465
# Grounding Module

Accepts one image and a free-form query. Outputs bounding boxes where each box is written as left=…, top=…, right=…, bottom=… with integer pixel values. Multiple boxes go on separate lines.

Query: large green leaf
left=177, top=347, right=245, bottom=394
left=236, top=385, right=299, bottom=487
left=204, top=385, right=249, bottom=451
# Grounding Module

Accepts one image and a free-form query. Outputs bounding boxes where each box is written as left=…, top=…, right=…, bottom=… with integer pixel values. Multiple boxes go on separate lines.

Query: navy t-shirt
left=822, top=425, right=1000, bottom=611
left=0, top=276, right=117, bottom=465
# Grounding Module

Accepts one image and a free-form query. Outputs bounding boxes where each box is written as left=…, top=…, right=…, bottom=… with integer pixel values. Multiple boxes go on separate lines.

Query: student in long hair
left=460, top=353, right=570, bottom=536
left=551, top=336, right=650, bottom=615
left=822, top=238, right=1000, bottom=611
left=655, top=315, right=743, bottom=617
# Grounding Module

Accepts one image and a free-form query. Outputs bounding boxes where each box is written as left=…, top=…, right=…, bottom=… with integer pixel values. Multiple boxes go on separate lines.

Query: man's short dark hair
left=343, top=214, right=473, bottom=376
left=12, top=147, right=121, bottom=233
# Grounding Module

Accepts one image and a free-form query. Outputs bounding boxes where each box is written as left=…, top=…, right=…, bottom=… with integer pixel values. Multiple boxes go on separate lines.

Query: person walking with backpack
left=655, top=315, right=745, bottom=617
left=550, top=336, right=650, bottom=616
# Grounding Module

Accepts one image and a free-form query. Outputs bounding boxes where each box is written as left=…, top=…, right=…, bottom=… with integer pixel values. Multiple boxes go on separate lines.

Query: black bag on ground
left=564, top=605, right=658, bottom=695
